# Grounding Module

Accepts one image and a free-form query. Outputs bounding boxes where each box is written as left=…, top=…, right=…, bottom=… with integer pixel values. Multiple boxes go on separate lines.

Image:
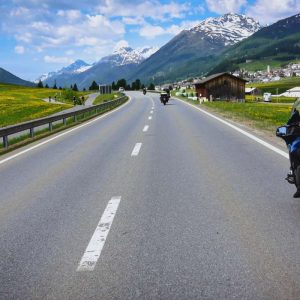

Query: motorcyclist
left=143, top=88, right=147, bottom=95
left=286, top=106, right=300, bottom=197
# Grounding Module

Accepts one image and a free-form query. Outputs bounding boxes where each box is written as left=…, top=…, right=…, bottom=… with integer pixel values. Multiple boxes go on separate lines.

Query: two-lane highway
left=0, top=91, right=300, bottom=299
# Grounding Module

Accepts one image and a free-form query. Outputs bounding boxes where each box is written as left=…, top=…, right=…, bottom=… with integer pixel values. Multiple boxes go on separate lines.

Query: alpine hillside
left=129, top=13, right=261, bottom=84
left=0, top=67, right=35, bottom=87
left=39, top=47, right=158, bottom=89
left=209, top=13, right=300, bottom=74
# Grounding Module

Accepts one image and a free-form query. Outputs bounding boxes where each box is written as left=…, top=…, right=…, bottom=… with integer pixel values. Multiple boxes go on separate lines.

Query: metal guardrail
left=0, top=96, right=127, bottom=149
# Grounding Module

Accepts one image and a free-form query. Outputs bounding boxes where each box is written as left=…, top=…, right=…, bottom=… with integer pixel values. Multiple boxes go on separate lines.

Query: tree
left=52, top=81, right=57, bottom=89
left=89, top=80, right=98, bottom=90
left=131, top=79, right=141, bottom=90
left=37, top=80, right=43, bottom=88
left=73, top=83, right=78, bottom=91
left=112, top=81, right=116, bottom=91
left=148, top=83, right=155, bottom=90
left=116, top=78, right=127, bottom=90
left=45, top=84, right=49, bottom=88
left=70, top=84, right=73, bottom=90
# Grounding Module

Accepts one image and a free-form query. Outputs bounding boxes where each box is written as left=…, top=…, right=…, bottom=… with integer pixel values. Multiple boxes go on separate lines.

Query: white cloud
left=205, top=0, right=246, bottom=14
left=122, top=16, right=145, bottom=25
left=44, top=55, right=73, bottom=64
left=6, top=11, right=125, bottom=53
left=139, top=25, right=166, bottom=39
left=246, top=0, right=300, bottom=24
left=139, top=19, right=201, bottom=39
left=114, top=40, right=129, bottom=50
left=98, top=0, right=189, bottom=21
left=57, top=9, right=81, bottom=20
left=15, top=46, right=25, bottom=54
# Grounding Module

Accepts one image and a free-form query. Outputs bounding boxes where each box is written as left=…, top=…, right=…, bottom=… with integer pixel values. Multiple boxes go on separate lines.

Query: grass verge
left=172, top=92, right=292, bottom=133
left=0, top=97, right=128, bottom=155
left=93, top=93, right=123, bottom=105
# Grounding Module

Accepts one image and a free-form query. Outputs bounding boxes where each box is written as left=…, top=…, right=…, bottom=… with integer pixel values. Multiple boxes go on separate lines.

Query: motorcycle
left=160, top=92, right=169, bottom=105
left=276, top=99, right=300, bottom=197
left=143, top=89, right=147, bottom=95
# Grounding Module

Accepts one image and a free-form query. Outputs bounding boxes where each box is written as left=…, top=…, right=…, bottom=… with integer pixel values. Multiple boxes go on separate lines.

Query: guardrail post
left=63, top=118, right=66, bottom=126
left=74, top=115, right=77, bottom=122
left=3, top=136, right=8, bottom=148
left=30, top=128, right=34, bottom=138
left=49, top=122, right=53, bottom=131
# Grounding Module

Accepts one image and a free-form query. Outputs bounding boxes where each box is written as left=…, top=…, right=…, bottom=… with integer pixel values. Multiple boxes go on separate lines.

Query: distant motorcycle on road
left=143, top=88, right=147, bottom=95
left=160, top=91, right=169, bottom=105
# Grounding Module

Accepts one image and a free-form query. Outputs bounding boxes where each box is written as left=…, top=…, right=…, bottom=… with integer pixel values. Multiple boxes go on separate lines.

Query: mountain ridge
left=208, top=13, right=300, bottom=75
left=129, top=13, right=261, bottom=84
left=0, top=67, right=35, bottom=87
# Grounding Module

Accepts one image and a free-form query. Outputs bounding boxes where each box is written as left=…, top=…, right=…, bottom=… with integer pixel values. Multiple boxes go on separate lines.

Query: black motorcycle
left=276, top=99, right=300, bottom=197
left=143, top=89, right=147, bottom=95
left=160, top=92, right=169, bottom=105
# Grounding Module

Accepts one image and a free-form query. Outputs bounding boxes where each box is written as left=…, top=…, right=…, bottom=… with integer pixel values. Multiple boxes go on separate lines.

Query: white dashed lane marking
left=77, top=196, right=121, bottom=272
left=131, top=143, right=142, bottom=156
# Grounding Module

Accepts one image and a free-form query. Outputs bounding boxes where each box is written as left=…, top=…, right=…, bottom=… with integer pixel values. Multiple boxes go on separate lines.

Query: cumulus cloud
left=139, top=25, right=166, bottom=39
left=98, top=0, right=190, bottom=20
left=14, top=46, right=25, bottom=54
left=5, top=10, right=125, bottom=52
left=246, top=0, right=300, bottom=24
left=205, top=0, right=247, bottom=14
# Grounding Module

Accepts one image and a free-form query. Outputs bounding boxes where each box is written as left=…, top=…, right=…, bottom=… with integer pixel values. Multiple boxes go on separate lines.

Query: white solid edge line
left=77, top=196, right=121, bottom=272
left=143, top=125, right=149, bottom=132
left=0, top=96, right=132, bottom=166
left=148, top=116, right=152, bottom=120
left=131, top=142, right=142, bottom=156
left=176, top=97, right=289, bottom=160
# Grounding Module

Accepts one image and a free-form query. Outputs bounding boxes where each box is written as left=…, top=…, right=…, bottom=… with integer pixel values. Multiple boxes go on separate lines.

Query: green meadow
left=0, top=83, right=73, bottom=127
left=93, top=92, right=123, bottom=105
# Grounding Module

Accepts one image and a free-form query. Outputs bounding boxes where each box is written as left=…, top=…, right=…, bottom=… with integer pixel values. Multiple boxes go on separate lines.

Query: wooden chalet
left=194, top=73, right=247, bottom=101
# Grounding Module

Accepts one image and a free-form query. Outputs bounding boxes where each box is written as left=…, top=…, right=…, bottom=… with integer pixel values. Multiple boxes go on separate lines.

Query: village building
left=280, top=87, right=300, bottom=98
left=194, top=72, right=247, bottom=101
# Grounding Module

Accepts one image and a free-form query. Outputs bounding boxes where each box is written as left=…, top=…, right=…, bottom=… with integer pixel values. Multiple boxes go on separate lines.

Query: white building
left=280, top=87, right=300, bottom=97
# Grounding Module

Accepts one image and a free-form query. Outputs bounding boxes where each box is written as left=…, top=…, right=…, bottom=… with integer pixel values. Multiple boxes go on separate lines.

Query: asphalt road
left=0, top=91, right=300, bottom=299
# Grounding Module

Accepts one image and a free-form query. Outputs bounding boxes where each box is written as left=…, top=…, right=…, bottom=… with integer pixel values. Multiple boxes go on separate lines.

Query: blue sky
left=0, top=0, right=299, bottom=81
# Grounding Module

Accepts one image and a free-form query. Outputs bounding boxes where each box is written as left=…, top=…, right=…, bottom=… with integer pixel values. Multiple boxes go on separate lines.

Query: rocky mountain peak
left=100, top=46, right=158, bottom=66
left=189, top=13, right=261, bottom=46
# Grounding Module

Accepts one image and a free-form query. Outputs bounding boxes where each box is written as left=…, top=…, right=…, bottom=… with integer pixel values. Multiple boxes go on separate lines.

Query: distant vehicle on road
left=263, top=92, right=272, bottom=102
left=119, top=87, right=125, bottom=92
left=160, top=91, right=169, bottom=105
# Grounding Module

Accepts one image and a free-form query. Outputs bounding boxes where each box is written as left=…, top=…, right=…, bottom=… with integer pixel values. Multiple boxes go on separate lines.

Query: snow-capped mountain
left=130, top=13, right=261, bottom=83
left=99, top=46, right=159, bottom=66
left=35, top=59, right=92, bottom=83
left=189, top=13, right=261, bottom=46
